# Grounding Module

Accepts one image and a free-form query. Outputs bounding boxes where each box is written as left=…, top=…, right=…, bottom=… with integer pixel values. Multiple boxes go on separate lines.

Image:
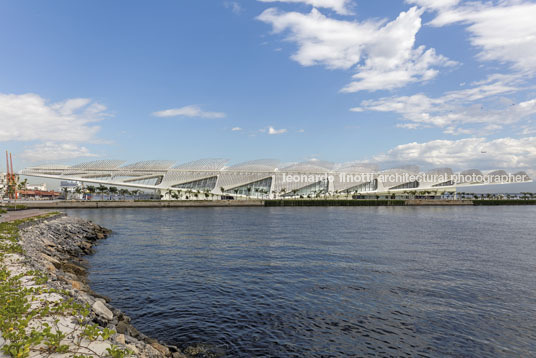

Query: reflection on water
left=66, top=206, right=536, bottom=357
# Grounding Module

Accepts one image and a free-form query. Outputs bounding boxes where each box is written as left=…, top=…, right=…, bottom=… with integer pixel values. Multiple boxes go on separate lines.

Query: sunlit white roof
left=226, top=159, right=280, bottom=172
left=334, top=162, right=378, bottom=173
left=173, top=158, right=229, bottom=171
left=121, top=160, right=175, bottom=170
left=71, top=160, right=125, bottom=170
left=282, top=160, right=334, bottom=172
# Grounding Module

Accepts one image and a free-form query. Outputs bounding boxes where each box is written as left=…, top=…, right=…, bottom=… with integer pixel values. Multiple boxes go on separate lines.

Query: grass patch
left=0, top=205, right=27, bottom=211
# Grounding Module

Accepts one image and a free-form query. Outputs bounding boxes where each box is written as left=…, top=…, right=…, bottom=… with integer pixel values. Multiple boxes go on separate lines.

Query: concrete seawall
left=9, top=199, right=534, bottom=209
left=405, top=199, right=474, bottom=206
left=17, top=200, right=265, bottom=209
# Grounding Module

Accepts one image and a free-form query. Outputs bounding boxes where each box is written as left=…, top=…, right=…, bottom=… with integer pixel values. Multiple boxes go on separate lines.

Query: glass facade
left=390, top=180, right=419, bottom=190
left=346, top=179, right=378, bottom=193
left=225, top=177, right=272, bottom=197
left=432, top=180, right=454, bottom=187
left=283, top=179, right=328, bottom=197
left=172, top=176, right=217, bottom=191
left=122, top=176, right=164, bottom=186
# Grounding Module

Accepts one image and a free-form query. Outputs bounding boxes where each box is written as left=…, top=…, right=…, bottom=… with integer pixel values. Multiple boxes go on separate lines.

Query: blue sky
left=1, top=0, right=535, bottom=183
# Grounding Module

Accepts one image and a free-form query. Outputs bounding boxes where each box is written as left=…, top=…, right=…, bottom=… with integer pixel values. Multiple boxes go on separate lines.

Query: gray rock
left=115, top=333, right=126, bottom=345
left=92, top=300, right=114, bottom=321
left=151, top=342, right=170, bottom=356
left=116, top=321, right=142, bottom=338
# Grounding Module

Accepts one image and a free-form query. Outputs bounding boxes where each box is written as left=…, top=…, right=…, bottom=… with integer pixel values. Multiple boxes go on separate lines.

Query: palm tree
left=61, top=187, right=69, bottom=200
left=74, top=186, right=82, bottom=199
left=166, top=189, right=173, bottom=200
left=96, top=185, right=108, bottom=200
left=17, top=178, right=28, bottom=191
left=86, top=185, right=96, bottom=200
left=108, top=186, right=118, bottom=200
left=118, top=188, right=129, bottom=200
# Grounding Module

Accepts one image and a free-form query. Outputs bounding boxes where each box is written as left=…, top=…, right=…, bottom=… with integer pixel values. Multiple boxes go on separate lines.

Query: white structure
left=20, top=159, right=532, bottom=199
left=26, top=183, right=47, bottom=191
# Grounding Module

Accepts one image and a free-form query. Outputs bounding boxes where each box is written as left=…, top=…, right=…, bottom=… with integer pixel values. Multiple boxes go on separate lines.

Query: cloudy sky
left=1, top=0, right=535, bottom=185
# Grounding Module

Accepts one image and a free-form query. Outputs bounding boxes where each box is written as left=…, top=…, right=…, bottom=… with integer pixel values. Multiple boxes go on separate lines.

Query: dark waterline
left=66, top=207, right=536, bottom=357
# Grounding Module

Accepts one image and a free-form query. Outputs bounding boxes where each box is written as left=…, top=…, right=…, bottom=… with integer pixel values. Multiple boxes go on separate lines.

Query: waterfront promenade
left=6, top=199, right=535, bottom=209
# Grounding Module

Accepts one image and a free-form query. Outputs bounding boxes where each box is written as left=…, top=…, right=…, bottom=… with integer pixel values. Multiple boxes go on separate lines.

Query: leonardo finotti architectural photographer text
left=282, top=172, right=530, bottom=184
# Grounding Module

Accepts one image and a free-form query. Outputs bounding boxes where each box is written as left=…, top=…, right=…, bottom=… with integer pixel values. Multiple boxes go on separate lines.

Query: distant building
left=18, top=189, right=60, bottom=200
left=60, top=180, right=83, bottom=199
left=27, top=183, right=47, bottom=191
left=20, top=159, right=533, bottom=199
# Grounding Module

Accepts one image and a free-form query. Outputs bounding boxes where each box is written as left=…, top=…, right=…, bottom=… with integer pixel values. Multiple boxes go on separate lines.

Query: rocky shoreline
left=1, top=214, right=192, bottom=358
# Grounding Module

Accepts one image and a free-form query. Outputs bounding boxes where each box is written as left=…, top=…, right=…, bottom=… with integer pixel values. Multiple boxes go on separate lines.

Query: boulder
left=151, top=342, right=170, bottom=356
left=92, top=300, right=114, bottom=321
left=115, top=334, right=126, bottom=345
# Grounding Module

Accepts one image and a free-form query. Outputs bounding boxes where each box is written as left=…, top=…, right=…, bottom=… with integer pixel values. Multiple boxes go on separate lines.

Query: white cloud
left=153, top=105, right=226, bottom=119
left=258, top=0, right=353, bottom=15
left=353, top=74, right=536, bottom=134
left=231, top=127, right=242, bottom=131
left=258, top=6, right=454, bottom=92
left=414, top=0, right=536, bottom=73
left=268, top=126, right=287, bottom=134
left=297, top=128, right=305, bottom=132
left=406, top=0, right=460, bottom=11
left=20, top=142, right=98, bottom=162
left=224, top=1, right=242, bottom=15
left=373, top=137, right=536, bottom=171
left=0, top=93, right=106, bottom=142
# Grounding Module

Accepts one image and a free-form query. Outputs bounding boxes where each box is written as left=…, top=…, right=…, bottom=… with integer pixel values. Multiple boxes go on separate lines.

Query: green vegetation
left=0, top=205, right=27, bottom=211
left=106, top=345, right=133, bottom=358
left=473, top=199, right=536, bottom=205
left=265, top=199, right=406, bottom=206
left=0, top=214, right=131, bottom=357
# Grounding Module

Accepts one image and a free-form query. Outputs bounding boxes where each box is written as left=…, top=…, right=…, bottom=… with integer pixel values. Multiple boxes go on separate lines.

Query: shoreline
left=0, top=211, right=190, bottom=357
left=5, top=199, right=536, bottom=209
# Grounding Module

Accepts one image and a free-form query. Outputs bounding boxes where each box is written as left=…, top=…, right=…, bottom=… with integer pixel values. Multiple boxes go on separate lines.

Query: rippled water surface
left=66, top=207, right=536, bottom=357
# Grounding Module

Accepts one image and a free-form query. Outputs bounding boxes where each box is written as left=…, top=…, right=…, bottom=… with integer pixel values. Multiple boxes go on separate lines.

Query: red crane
left=5, top=150, right=17, bottom=199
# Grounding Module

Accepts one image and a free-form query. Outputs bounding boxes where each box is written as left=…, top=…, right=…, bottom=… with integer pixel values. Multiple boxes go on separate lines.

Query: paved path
left=0, top=209, right=52, bottom=223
